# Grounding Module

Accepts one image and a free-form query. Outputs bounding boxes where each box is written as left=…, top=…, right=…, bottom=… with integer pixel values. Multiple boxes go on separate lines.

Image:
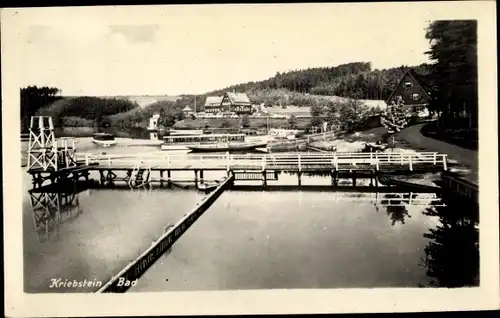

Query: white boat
left=269, top=128, right=298, bottom=139
left=92, top=133, right=116, bottom=147
left=160, top=133, right=246, bottom=151
left=167, top=129, right=204, bottom=136
left=197, top=181, right=219, bottom=192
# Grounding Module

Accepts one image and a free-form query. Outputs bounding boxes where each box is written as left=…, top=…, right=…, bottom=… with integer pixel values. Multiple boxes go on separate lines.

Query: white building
left=148, top=113, right=161, bottom=131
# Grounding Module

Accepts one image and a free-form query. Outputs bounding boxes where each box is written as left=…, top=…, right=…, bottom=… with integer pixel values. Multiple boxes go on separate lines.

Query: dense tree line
left=37, top=96, right=140, bottom=127
left=21, top=86, right=63, bottom=131
left=424, top=20, right=478, bottom=129
left=203, top=62, right=431, bottom=102
left=309, top=94, right=383, bottom=133
left=35, top=93, right=196, bottom=129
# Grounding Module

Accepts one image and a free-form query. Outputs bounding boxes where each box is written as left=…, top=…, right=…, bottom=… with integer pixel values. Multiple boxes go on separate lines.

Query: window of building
left=412, top=93, right=420, bottom=100
left=404, top=82, right=412, bottom=88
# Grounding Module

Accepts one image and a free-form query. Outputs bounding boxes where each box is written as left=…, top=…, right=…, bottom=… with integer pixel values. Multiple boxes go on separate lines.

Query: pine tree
left=381, top=100, right=409, bottom=133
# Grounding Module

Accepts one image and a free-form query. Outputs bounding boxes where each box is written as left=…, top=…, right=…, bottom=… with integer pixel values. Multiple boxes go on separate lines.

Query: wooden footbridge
left=68, top=150, right=448, bottom=187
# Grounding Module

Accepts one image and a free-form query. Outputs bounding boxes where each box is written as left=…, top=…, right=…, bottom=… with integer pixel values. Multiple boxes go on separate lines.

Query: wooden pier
left=77, top=151, right=448, bottom=171
left=66, top=151, right=449, bottom=187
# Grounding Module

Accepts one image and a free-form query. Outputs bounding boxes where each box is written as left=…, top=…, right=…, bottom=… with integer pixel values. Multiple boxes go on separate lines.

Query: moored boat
left=92, top=133, right=116, bottom=147
left=161, top=133, right=246, bottom=151
left=186, top=141, right=268, bottom=153
left=197, top=181, right=219, bottom=193
left=377, top=173, right=442, bottom=192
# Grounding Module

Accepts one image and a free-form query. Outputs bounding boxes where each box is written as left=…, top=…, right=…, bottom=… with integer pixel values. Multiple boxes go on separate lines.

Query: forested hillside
left=37, top=96, right=140, bottom=127
left=25, top=61, right=430, bottom=129
left=204, top=62, right=431, bottom=102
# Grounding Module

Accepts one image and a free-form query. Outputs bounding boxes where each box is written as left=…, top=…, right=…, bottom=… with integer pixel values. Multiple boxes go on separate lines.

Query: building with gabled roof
left=386, top=70, right=432, bottom=113
left=203, top=96, right=223, bottom=114
left=203, top=92, right=253, bottom=115
left=221, top=92, right=253, bottom=115
left=182, top=105, right=194, bottom=116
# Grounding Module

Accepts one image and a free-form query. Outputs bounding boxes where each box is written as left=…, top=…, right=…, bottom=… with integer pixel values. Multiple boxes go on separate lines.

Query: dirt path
left=395, top=124, right=478, bottom=184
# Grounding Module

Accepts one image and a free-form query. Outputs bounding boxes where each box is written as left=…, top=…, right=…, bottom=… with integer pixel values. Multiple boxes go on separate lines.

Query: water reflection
left=29, top=190, right=83, bottom=242
left=334, top=192, right=443, bottom=206
left=382, top=193, right=411, bottom=226
left=25, top=172, right=479, bottom=290
left=420, top=193, right=479, bottom=287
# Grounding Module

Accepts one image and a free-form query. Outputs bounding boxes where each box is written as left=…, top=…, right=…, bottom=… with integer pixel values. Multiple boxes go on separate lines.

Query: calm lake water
left=21, top=137, right=479, bottom=292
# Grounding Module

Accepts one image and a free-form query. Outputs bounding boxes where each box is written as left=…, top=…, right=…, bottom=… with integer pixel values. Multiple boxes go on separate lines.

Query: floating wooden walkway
left=440, top=171, right=479, bottom=203
left=97, top=173, right=236, bottom=293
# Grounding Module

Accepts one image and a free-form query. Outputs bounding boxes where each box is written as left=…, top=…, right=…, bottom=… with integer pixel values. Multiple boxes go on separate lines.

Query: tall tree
left=425, top=20, right=478, bottom=129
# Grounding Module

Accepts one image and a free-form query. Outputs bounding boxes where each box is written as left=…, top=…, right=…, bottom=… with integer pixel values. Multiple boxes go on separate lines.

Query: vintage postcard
left=2, top=2, right=499, bottom=317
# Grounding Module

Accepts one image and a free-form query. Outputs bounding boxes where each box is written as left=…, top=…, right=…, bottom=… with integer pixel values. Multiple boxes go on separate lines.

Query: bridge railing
left=78, top=151, right=448, bottom=171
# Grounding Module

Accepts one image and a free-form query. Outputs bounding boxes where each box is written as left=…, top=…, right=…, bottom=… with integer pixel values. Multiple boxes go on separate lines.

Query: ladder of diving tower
left=129, top=159, right=152, bottom=188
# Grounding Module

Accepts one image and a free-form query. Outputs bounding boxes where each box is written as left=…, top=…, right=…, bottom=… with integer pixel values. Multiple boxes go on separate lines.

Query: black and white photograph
left=2, top=2, right=498, bottom=316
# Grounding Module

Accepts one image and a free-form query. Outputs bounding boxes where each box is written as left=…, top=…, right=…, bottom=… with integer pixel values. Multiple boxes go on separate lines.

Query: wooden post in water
left=262, top=170, right=267, bottom=186
left=200, top=170, right=204, bottom=184
left=352, top=171, right=357, bottom=187
left=160, top=170, right=164, bottom=187
left=99, top=170, right=105, bottom=186
left=167, top=170, right=172, bottom=187
left=194, top=170, right=198, bottom=187
left=297, top=172, right=302, bottom=186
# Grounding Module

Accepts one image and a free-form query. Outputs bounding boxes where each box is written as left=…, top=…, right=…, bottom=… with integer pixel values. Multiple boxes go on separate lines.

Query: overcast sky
left=3, top=3, right=480, bottom=96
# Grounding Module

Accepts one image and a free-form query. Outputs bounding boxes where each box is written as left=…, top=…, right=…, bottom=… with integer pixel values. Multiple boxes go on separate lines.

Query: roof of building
left=183, top=106, right=193, bottom=111
left=410, top=71, right=433, bottom=94
left=204, top=96, right=223, bottom=107
left=385, top=70, right=432, bottom=103
left=225, top=92, right=251, bottom=105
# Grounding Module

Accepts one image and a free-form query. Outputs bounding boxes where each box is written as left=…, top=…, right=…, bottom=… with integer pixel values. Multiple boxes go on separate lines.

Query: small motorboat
left=197, top=181, right=219, bottom=193
left=362, top=142, right=387, bottom=153
left=377, top=173, right=442, bottom=192
left=92, top=133, right=116, bottom=147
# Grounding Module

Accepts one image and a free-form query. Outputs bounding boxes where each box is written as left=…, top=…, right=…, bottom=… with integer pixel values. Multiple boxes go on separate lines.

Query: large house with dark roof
left=203, top=96, right=224, bottom=114
left=386, top=70, right=432, bottom=113
left=203, top=92, right=254, bottom=115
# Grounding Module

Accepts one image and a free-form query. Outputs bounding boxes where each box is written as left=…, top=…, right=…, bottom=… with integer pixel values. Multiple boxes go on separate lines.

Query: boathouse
left=203, top=96, right=223, bottom=114
left=386, top=70, right=432, bottom=113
